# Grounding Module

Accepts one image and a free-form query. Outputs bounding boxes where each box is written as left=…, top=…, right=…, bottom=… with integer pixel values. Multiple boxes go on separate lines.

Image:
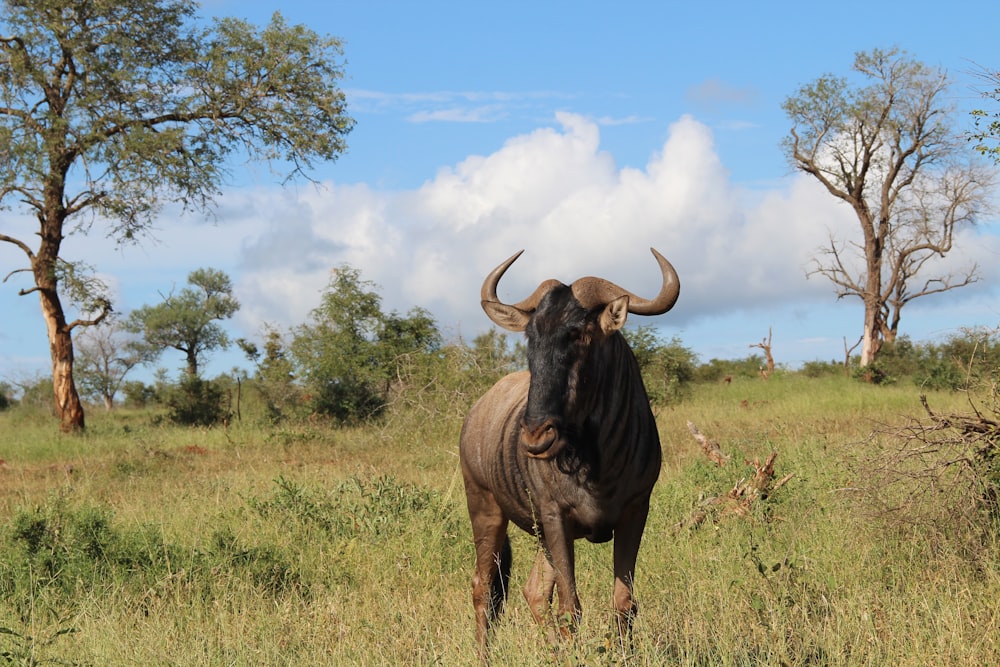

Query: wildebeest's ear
left=599, top=295, right=629, bottom=334
left=481, top=301, right=531, bottom=332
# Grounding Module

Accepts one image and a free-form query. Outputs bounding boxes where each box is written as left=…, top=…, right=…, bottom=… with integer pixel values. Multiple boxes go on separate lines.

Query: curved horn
left=570, top=247, right=680, bottom=315
left=481, top=250, right=563, bottom=313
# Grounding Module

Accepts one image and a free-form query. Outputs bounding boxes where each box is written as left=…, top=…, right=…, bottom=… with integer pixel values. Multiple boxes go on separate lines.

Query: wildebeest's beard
left=520, top=286, right=590, bottom=460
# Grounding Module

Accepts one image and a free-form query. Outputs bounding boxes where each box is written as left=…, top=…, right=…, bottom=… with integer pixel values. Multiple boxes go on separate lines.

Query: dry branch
left=686, top=420, right=730, bottom=466
left=679, top=422, right=794, bottom=529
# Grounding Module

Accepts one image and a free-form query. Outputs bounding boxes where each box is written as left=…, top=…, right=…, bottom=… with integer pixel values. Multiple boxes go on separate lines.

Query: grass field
left=1, top=374, right=998, bottom=665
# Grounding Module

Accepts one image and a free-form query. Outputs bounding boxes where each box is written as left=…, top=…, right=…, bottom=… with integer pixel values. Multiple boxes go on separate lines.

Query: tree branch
left=0, top=232, right=35, bottom=260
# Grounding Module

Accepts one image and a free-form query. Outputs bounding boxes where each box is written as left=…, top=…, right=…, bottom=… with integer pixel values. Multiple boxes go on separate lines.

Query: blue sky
left=3, top=0, right=1000, bottom=385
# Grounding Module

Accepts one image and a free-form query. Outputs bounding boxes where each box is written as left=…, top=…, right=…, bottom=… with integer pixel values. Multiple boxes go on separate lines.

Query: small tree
left=0, top=0, right=352, bottom=431
left=74, top=319, right=152, bottom=410
left=238, top=326, right=303, bottom=421
left=782, top=48, right=994, bottom=370
left=290, top=266, right=443, bottom=424
left=127, top=268, right=239, bottom=377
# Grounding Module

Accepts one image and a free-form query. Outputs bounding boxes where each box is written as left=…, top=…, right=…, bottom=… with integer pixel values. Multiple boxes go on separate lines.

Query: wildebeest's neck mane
left=559, top=330, right=655, bottom=480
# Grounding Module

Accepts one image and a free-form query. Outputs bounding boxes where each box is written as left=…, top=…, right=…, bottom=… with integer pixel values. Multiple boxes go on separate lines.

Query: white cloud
left=5, top=112, right=999, bottom=374
left=224, top=113, right=877, bottom=340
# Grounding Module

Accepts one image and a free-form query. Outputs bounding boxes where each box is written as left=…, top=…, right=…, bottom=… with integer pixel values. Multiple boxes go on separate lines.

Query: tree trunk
left=36, top=189, right=87, bottom=432
left=39, top=285, right=86, bottom=432
left=860, top=320, right=878, bottom=368
left=859, top=221, right=884, bottom=370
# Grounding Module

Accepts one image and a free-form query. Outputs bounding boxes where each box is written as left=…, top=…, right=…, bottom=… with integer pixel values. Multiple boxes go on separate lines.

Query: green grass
left=1, top=374, right=998, bottom=665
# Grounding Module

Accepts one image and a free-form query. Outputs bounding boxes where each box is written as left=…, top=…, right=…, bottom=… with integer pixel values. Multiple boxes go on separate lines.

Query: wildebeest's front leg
left=465, top=486, right=511, bottom=658
left=535, top=517, right=581, bottom=638
left=612, top=501, right=651, bottom=644
left=523, top=549, right=558, bottom=642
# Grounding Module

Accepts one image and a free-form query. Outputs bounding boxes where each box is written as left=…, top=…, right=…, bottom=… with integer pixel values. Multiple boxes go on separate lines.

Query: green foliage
left=160, top=375, right=227, bottom=426
left=695, top=354, right=767, bottom=382
left=1, top=494, right=308, bottom=638
left=238, top=327, right=303, bottom=422
left=247, top=475, right=440, bottom=541
left=971, top=65, right=1000, bottom=163
left=799, top=359, right=844, bottom=378
left=5, top=499, right=179, bottom=605
left=120, top=380, right=157, bottom=409
left=622, top=325, right=695, bottom=405
left=0, top=0, right=353, bottom=430
left=0, top=0, right=353, bottom=237
left=10, top=378, right=53, bottom=414
left=127, top=268, right=240, bottom=378
left=861, top=330, right=1000, bottom=391
left=289, top=266, right=442, bottom=424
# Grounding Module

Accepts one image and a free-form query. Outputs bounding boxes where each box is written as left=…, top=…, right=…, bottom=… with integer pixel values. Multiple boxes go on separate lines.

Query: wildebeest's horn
left=481, top=250, right=563, bottom=314
left=570, top=248, right=680, bottom=315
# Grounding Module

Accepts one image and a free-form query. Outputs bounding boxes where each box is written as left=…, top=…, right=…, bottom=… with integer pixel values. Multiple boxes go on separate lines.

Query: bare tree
left=75, top=320, right=152, bottom=411
left=749, top=327, right=775, bottom=376
left=782, top=48, right=994, bottom=369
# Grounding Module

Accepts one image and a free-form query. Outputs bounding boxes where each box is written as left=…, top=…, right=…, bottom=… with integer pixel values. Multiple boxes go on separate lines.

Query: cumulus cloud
left=227, top=112, right=871, bottom=339
left=5, top=111, right=998, bottom=373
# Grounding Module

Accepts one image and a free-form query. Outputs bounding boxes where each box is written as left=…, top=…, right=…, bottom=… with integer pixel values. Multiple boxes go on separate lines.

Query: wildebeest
left=459, top=248, right=680, bottom=657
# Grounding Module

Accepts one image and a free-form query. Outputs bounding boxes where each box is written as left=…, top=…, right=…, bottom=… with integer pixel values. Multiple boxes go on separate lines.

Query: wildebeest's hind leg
left=491, top=536, right=512, bottom=619
left=466, top=488, right=510, bottom=657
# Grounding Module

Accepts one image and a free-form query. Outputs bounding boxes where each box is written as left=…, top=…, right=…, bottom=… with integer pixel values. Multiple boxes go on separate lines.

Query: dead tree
left=843, top=335, right=863, bottom=376
left=750, top=327, right=775, bottom=378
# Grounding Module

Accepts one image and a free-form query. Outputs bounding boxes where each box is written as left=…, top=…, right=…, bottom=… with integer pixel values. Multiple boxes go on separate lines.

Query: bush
left=695, top=355, right=766, bottom=383
left=121, top=380, right=158, bottom=408
left=161, top=375, right=228, bottom=426
left=798, top=360, right=844, bottom=378
left=622, top=327, right=696, bottom=405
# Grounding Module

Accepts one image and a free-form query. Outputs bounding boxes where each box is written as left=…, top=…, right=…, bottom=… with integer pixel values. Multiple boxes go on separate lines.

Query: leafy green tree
left=0, top=0, right=352, bottom=431
left=290, top=266, right=442, bottom=424
left=127, top=268, right=240, bottom=377
left=622, top=325, right=696, bottom=404
left=782, top=48, right=994, bottom=371
left=238, top=326, right=303, bottom=422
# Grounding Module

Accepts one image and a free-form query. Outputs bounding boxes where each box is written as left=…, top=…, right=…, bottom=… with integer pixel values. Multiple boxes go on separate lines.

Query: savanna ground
left=2, top=374, right=999, bottom=665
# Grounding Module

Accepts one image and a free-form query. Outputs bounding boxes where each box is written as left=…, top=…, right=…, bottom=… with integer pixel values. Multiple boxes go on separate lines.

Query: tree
left=749, top=327, right=775, bottom=378
left=127, top=268, right=239, bottom=378
left=782, top=48, right=994, bottom=369
left=74, top=319, right=151, bottom=410
left=971, top=65, right=1000, bottom=164
left=0, top=1, right=353, bottom=431
left=290, top=266, right=442, bottom=424
left=238, top=326, right=302, bottom=421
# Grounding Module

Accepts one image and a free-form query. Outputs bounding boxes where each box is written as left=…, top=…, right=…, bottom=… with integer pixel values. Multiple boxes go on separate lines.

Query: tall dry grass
left=1, top=373, right=997, bottom=665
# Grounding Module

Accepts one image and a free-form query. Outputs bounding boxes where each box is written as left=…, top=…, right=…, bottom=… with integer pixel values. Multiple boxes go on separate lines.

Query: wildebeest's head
left=480, top=249, right=679, bottom=459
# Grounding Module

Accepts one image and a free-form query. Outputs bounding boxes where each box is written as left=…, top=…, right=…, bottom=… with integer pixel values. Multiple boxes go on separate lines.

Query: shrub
left=161, top=376, right=228, bottom=426
left=798, top=360, right=844, bottom=378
